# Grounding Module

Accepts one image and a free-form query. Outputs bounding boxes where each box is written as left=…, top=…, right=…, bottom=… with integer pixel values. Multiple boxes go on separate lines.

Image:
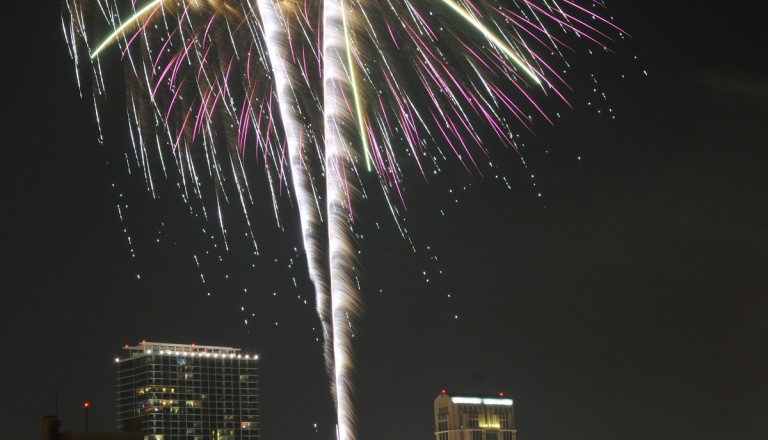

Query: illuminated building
left=115, top=341, right=259, bottom=440
left=434, top=391, right=517, bottom=440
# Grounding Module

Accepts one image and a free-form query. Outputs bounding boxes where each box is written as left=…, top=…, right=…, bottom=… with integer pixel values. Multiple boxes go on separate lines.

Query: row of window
left=435, top=429, right=515, bottom=440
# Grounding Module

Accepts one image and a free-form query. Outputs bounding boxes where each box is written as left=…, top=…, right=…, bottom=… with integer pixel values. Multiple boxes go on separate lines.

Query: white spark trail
left=253, top=0, right=336, bottom=392
left=324, top=0, right=362, bottom=437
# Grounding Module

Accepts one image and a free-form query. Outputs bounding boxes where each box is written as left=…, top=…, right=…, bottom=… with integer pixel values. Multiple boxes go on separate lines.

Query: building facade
left=434, top=391, right=517, bottom=440
left=115, top=341, right=259, bottom=440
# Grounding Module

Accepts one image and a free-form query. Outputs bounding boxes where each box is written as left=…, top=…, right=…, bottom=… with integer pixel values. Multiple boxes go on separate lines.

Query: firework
left=61, top=0, right=626, bottom=438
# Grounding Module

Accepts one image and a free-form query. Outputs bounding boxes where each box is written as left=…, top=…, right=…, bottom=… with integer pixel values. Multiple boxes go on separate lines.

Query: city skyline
left=3, top=2, right=767, bottom=440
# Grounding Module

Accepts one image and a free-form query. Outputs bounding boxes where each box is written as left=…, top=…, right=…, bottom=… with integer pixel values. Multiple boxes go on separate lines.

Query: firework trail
left=61, top=0, right=626, bottom=438
left=323, top=0, right=363, bottom=435
left=253, top=0, right=336, bottom=395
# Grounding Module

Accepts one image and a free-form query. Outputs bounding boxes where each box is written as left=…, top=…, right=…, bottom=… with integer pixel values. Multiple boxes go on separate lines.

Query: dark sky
left=3, top=2, right=767, bottom=440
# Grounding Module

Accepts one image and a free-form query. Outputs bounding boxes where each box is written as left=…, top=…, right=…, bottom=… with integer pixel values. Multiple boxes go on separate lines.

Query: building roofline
left=115, top=341, right=259, bottom=362
left=436, top=391, right=514, bottom=406
left=124, top=341, right=241, bottom=352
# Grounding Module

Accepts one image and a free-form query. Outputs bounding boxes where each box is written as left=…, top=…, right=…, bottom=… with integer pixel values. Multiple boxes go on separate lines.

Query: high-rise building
left=434, top=391, right=517, bottom=440
left=115, top=341, right=259, bottom=440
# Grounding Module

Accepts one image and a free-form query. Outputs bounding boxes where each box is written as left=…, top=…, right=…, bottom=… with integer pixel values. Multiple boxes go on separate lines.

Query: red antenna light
left=83, top=402, right=89, bottom=408
left=441, top=389, right=447, bottom=394
left=499, top=392, right=504, bottom=397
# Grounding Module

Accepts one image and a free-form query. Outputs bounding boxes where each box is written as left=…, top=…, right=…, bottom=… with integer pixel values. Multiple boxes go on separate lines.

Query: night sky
left=3, top=2, right=767, bottom=440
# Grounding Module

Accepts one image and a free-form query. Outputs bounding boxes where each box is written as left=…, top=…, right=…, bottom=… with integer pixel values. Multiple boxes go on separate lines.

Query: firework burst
left=61, top=0, right=627, bottom=438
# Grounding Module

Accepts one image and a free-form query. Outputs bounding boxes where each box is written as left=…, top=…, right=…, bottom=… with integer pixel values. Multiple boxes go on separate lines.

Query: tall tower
left=434, top=390, right=517, bottom=440
left=115, top=341, right=259, bottom=440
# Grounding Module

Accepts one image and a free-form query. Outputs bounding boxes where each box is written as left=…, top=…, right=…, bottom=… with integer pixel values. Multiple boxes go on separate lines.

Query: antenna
left=83, top=402, right=90, bottom=431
